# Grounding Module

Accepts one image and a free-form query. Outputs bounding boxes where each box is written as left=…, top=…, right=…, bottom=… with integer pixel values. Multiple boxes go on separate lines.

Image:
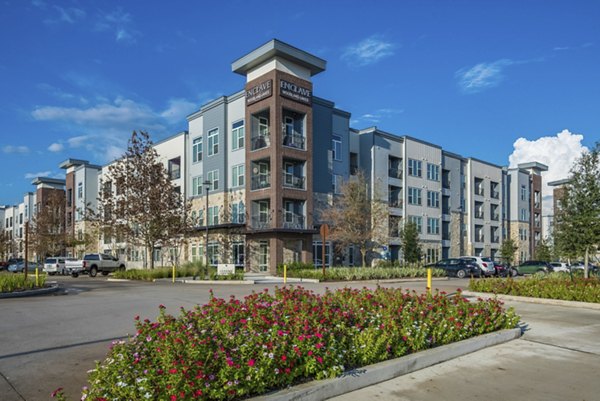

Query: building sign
left=217, top=263, right=236, bottom=276
left=280, top=79, right=311, bottom=105
left=246, top=79, right=273, bottom=105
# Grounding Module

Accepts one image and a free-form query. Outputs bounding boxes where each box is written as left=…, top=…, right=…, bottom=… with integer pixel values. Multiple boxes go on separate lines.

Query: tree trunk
left=584, top=246, right=589, bottom=279
left=361, top=248, right=366, bottom=268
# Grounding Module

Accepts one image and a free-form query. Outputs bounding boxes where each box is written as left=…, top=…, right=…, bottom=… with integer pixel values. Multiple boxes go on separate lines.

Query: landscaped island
left=60, top=286, right=518, bottom=400
left=0, top=272, right=46, bottom=293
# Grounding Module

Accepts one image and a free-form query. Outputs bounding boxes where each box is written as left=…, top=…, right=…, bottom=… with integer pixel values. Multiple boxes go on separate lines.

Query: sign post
left=319, top=224, right=330, bottom=278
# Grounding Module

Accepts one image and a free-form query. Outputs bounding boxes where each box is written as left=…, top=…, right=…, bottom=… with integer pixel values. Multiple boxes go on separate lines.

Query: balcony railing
left=389, top=197, right=403, bottom=208
left=283, top=214, right=305, bottom=229
left=388, top=167, right=402, bottom=179
left=474, top=211, right=484, bottom=219
left=282, top=133, right=305, bottom=149
left=251, top=175, right=270, bottom=190
left=491, top=191, right=500, bottom=199
left=251, top=133, right=270, bottom=151
left=282, top=173, right=305, bottom=189
left=251, top=216, right=271, bottom=230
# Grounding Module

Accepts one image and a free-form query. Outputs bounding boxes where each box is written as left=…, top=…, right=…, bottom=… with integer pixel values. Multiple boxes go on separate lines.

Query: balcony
left=475, top=187, right=484, bottom=196
left=251, top=133, right=270, bottom=151
left=491, top=214, right=500, bottom=221
left=389, top=197, right=403, bottom=208
left=251, top=216, right=271, bottom=230
left=251, top=175, right=270, bottom=190
left=474, top=211, right=484, bottom=219
left=388, top=167, right=402, bottom=179
left=282, top=132, right=305, bottom=150
left=491, top=191, right=500, bottom=199
left=282, top=173, right=305, bottom=189
left=492, top=236, right=500, bottom=243
left=475, top=236, right=485, bottom=243
left=283, top=214, right=305, bottom=229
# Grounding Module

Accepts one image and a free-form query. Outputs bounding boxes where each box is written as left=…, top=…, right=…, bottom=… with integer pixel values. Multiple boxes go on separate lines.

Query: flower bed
left=70, top=286, right=518, bottom=400
left=0, top=272, right=47, bottom=293
left=469, top=275, right=600, bottom=303
left=276, top=266, right=446, bottom=281
left=112, top=265, right=244, bottom=281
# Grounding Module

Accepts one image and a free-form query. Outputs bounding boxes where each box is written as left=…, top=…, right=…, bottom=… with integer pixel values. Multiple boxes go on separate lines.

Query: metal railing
left=251, top=175, right=270, bottom=190
left=251, top=133, right=270, bottom=150
left=388, top=167, right=402, bottom=179
left=389, top=197, right=403, bottom=208
left=283, top=214, right=305, bottom=229
left=282, top=133, right=305, bottom=149
left=282, top=173, right=305, bottom=189
left=251, top=216, right=271, bottom=230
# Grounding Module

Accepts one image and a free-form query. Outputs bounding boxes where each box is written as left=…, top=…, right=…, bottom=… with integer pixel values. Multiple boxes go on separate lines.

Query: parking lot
left=1, top=276, right=599, bottom=400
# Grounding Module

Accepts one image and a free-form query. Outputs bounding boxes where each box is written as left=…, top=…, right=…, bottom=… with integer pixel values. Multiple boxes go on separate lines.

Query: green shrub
left=0, top=273, right=47, bottom=293
left=277, top=266, right=445, bottom=281
left=71, top=286, right=518, bottom=401
left=469, top=275, right=600, bottom=303
left=277, top=261, right=316, bottom=271
left=113, top=263, right=245, bottom=281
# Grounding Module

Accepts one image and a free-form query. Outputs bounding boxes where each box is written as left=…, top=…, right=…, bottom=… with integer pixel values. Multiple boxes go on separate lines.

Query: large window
left=427, top=218, right=439, bottom=235
left=232, top=164, right=244, bottom=188
left=208, top=205, right=219, bottom=226
left=231, top=120, right=244, bottom=151
left=408, top=187, right=422, bottom=205
left=409, top=216, right=422, bottom=233
left=408, top=159, right=422, bottom=177
left=332, top=136, right=342, bottom=161
left=207, top=242, right=219, bottom=265
left=232, top=201, right=245, bottom=224
left=427, top=163, right=439, bottom=181
left=233, top=242, right=244, bottom=266
left=192, top=137, right=203, bottom=163
left=427, top=191, right=439, bottom=208
left=332, top=174, right=342, bottom=194
left=77, top=182, right=83, bottom=199
left=191, top=175, right=203, bottom=196
left=208, top=128, right=219, bottom=156
left=207, top=170, right=219, bottom=191
left=520, top=185, right=527, bottom=201
left=312, top=241, right=331, bottom=267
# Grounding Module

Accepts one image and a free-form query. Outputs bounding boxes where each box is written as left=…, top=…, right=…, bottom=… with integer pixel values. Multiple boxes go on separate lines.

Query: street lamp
left=203, top=180, right=211, bottom=279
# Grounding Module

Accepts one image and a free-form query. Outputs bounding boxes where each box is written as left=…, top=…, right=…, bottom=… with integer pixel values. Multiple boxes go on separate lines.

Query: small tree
left=399, top=221, right=422, bottom=264
left=534, top=239, right=552, bottom=262
left=0, top=231, right=11, bottom=260
left=98, top=131, right=191, bottom=269
left=30, top=190, right=66, bottom=258
left=554, top=142, right=600, bottom=278
left=500, top=238, right=518, bottom=267
left=321, top=172, right=387, bottom=267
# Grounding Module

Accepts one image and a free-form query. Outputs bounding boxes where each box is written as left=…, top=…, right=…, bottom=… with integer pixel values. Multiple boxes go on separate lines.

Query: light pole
left=203, top=180, right=211, bottom=279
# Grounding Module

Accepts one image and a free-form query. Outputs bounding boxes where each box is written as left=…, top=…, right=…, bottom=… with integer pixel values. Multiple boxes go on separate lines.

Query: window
left=258, top=201, right=269, bottom=223
left=207, top=170, right=219, bottom=191
left=192, top=137, right=203, bottom=163
left=312, top=241, right=331, bottom=267
left=208, top=205, right=219, bottom=226
left=408, top=187, right=422, bottom=205
left=427, top=163, right=439, bottom=181
left=19, top=213, right=23, bottom=224
left=231, top=120, right=244, bottom=151
left=519, top=228, right=528, bottom=241
left=233, top=242, right=244, bottom=266
left=409, top=216, right=422, bottom=233
left=232, top=164, right=245, bottom=188
left=191, top=175, right=203, bottom=196
left=332, top=136, right=342, bottom=161
left=207, top=242, right=219, bottom=265
left=520, top=185, right=527, bottom=201
left=426, top=248, right=439, bottom=264
left=350, top=152, right=358, bottom=175
left=259, top=117, right=269, bottom=137
left=191, top=243, right=202, bottom=262
left=168, top=157, right=181, bottom=180
left=258, top=241, right=269, bottom=272
left=408, top=159, right=422, bottom=177
left=427, top=218, right=439, bottom=235
left=232, top=202, right=245, bottom=224
left=77, top=182, right=83, bottom=199
left=67, top=188, right=73, bottom=207
left=427, top=191, right=439, bottom=208
left=490, top=181, right=499, bottom=199
left=332, top=174, right=342, bottom=194
left=208, top=128, right=219, bottom=156
left=520, top=208, right=528, bottom=222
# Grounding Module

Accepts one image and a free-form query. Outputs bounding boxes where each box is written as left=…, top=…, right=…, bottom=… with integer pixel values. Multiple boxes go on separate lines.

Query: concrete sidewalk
left=331, top=298, right=600, bottom=401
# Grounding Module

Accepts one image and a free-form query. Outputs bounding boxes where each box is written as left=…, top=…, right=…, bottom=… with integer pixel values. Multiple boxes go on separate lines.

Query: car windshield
left=481, top=257, right=493, bottom=263
left=45, top=258, right=57, bottom=264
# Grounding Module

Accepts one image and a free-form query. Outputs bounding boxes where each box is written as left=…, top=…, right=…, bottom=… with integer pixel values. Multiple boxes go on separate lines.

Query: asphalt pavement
left=0, top=276, right=598, bottom=401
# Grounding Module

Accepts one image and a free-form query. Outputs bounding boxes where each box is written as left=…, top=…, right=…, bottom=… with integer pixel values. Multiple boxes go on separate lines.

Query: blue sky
left=1, top=0, right=598, bottom=206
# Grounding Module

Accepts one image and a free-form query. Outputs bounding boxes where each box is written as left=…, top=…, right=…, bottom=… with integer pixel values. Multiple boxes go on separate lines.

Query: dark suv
left=427, top=259, right=482, bottom=279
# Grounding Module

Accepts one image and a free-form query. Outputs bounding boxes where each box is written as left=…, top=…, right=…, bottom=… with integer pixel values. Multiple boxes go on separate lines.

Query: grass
left=112, top=262, right=244, bottom=281
left=276, top=266, right=446, bottom=281
left=0, top=272, right=47, bottom=293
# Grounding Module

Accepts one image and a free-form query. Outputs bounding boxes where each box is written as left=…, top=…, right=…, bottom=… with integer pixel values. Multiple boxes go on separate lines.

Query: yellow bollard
left=172, top=265, right=175, bottom=284
left=284, top=264, right=287, bottom=284
left=35, top=267, right=39, bottom=287
left=427, top=268, right=432, bottom=293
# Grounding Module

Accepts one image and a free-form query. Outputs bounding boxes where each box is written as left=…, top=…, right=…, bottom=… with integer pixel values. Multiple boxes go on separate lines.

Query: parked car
left=70, top=253, right=126, bottom=278
left=570, top=262, right=599, bottom=273
left=44, top=257, right=76, bottom=275
left=1, top=258, right=23, bottom=271
left=549, top=262, right=570, bottom=273
left=8, top=261, right=41, bottom=273
left=516, top=260, right=553, bottom=275
left=426, top=258, right=482, bottom=279
left=460, top=256, right=495, bottom=277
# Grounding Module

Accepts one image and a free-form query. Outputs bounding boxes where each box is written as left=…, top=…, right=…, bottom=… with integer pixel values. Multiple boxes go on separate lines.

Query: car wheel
left=101, top=271, right=109, bottom=276
left=537, top=269, right=546, bottom=275
left=456, top=269, right=467, bottom=279
left=510, top=269, right=518, bottom=277
left=49, top=272, right=55, bottom=276
left=89, top=266, right=98, bottom=278
left=72, top=272, right=79, bottom=278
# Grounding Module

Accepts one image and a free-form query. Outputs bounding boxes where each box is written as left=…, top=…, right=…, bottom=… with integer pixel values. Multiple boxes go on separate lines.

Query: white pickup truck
left=68, top=253, right=126, bottom=277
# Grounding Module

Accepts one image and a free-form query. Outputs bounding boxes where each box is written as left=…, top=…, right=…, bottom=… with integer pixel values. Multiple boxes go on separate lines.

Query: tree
left=321, top=171, right=387, bottom=267
left=500, top=238, right=518, bottom=267
left=399, top=221, right=422, bottom=264
left=30, top=190, right=66, bottom=258
left=554, top=142, right=600, bottom=278
left=534, top=239, right=552, bottom=263
left=0, top=231, right=11, bottom=260
left=98, top=131, right=190, bottom=269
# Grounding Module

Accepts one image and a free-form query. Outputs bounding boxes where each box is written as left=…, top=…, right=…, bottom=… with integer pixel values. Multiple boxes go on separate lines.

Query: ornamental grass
left=0, top=272, right=46, bottom=293
left=69, top=286, right=518, bottom=400
left=469, top=274, right=600, bottom=303
left=276, top=266, right=446, bottom=281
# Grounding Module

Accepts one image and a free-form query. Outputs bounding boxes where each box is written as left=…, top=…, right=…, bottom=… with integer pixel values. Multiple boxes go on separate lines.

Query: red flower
left=247, top=359, right=255, bottom=367
left=169, top=368, right=178, bottom=374
left=50, top=387, right=63, bottom=398
left=281, top=355, right=287, bottom=361
left=170, top=395, right=177, bottom=401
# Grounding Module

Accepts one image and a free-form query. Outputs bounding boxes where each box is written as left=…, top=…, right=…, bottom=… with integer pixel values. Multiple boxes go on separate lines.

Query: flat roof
left=548, top=178, right=571, bottom=186
left=232, top=39, right=326, bottom=77
left=59, top=158, right=89, bottom=169
left=31, top=177, right=66, bottom=186
left=517, top=161, right=549, bottom=172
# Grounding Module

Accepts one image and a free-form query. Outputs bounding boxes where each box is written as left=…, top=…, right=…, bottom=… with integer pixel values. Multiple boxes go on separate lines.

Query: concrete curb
left=0, top=283, right=60, bottom=299
left=250, top=328, right=521, bottom=401
left=106, top=278, right=132, bottom=282
left=182, top=279, right=255, bottom=285
left=463, top=291, right=600, bottom=310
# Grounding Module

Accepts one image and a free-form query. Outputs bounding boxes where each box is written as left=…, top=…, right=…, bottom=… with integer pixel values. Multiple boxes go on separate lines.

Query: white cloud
left=44, top=6, right=86, bottom=24
left=342, top=35, right=396, bottom=67
left=2, top=145, right=30, bottom=154
left=24, top=171, right=52, bottom=179
left=48, top=143, right=64, bottom=152
left=95, top=8, right=139, bottom=44
left=455, top=59, right=514, bottom=93
left=160, top=98, right=198, bottom=124
left=357, top=108, right=404, bottom=124
left=508, top=129, right=588, bottom=219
